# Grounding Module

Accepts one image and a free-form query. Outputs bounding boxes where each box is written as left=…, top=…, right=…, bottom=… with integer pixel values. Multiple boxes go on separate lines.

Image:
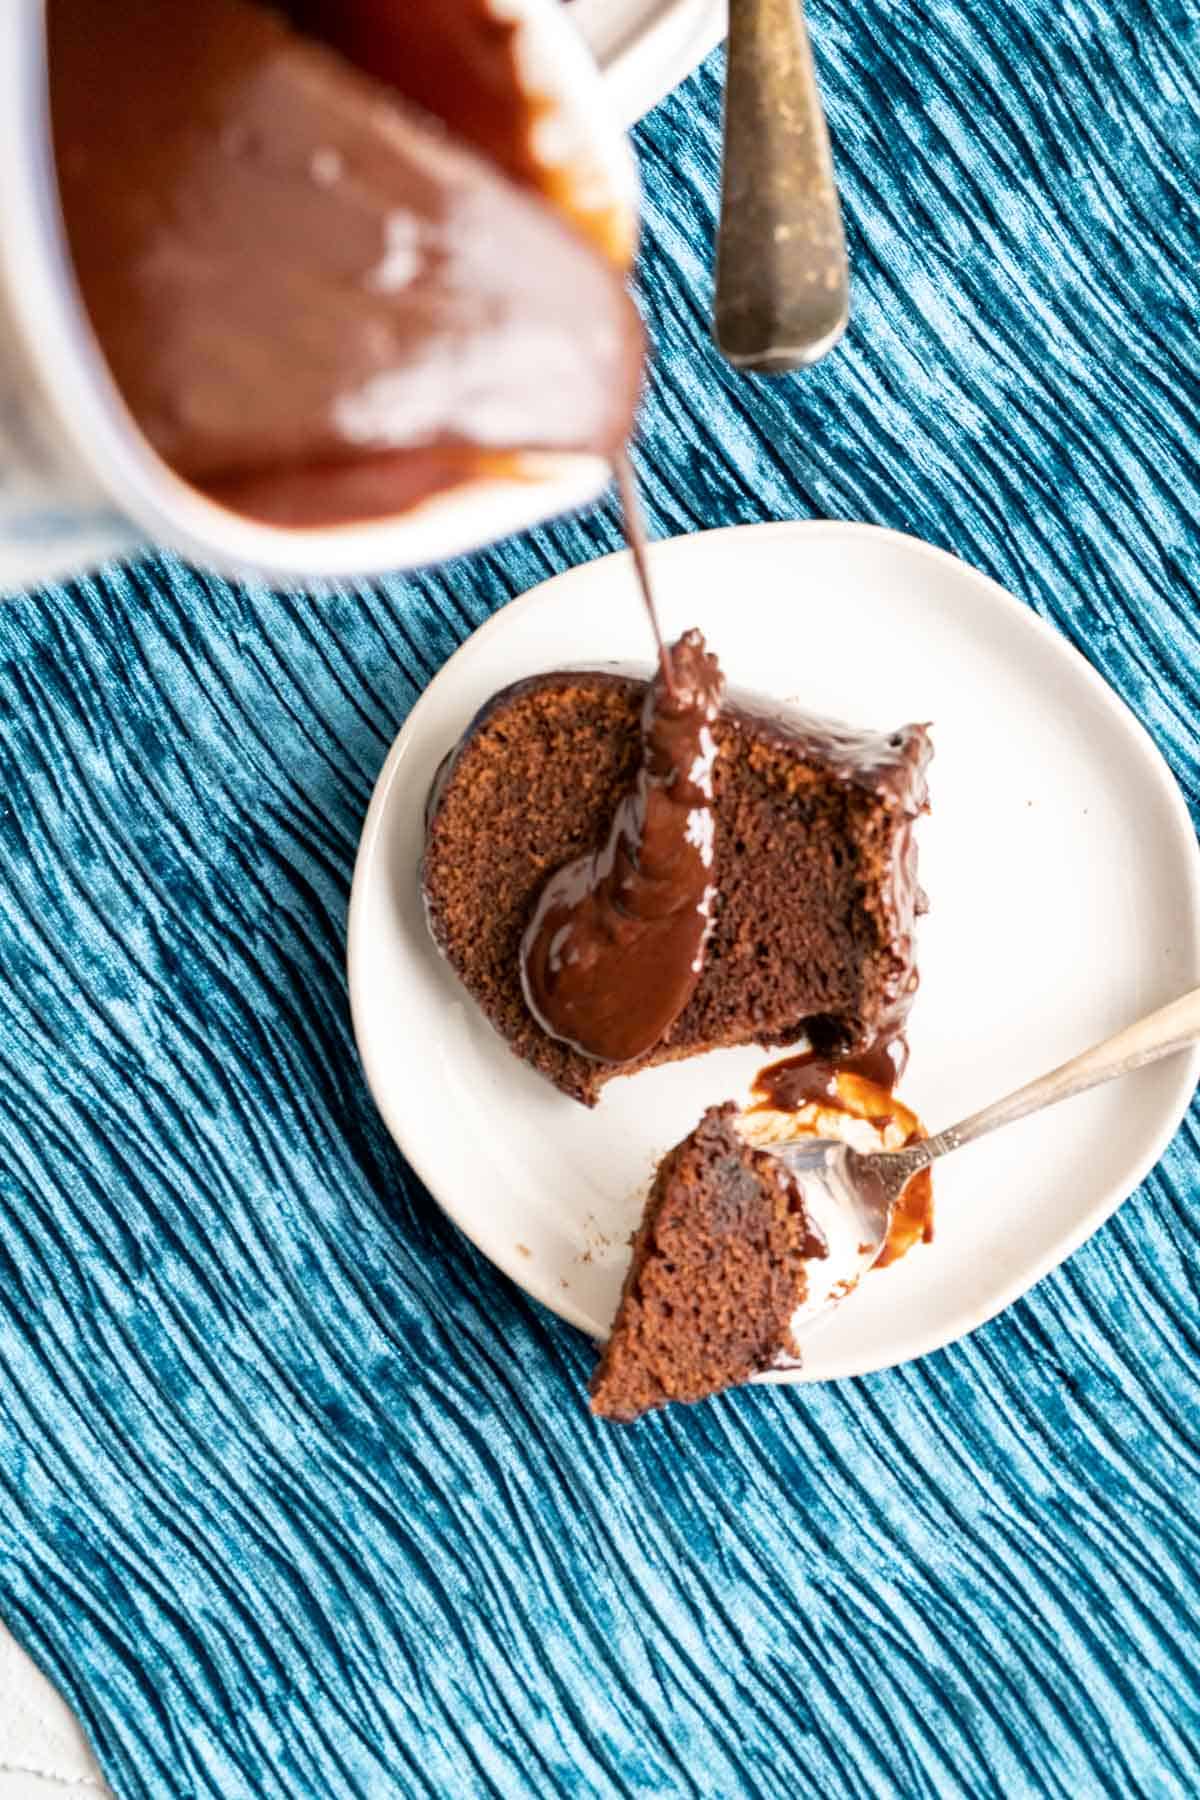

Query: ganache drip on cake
left=519, top=631, right=724, bottom=1063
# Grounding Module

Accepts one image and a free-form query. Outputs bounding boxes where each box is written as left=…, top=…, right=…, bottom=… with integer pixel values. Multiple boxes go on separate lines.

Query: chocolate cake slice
left=590, top=1105, right=826, bottom=1421
left=422, top=665, right=931, bottom=1105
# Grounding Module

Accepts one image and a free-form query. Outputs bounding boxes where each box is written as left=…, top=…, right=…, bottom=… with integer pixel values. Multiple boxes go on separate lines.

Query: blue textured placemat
left=2, top=6, right=1200, bottom=1795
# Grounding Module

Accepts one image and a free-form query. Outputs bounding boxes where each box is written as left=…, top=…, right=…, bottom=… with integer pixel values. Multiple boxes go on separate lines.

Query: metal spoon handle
left=913, top=983, right=1200, bottom=1166
left=715, top=0, right=849, bottom=373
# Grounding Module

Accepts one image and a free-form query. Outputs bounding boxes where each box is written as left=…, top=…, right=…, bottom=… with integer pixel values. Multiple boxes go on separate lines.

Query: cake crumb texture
left=590, top=1104, right=827, bottom=1422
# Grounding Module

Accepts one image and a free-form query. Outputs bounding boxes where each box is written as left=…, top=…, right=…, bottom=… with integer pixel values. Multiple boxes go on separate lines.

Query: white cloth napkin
left=0, top=1624, right=105, bottom=1795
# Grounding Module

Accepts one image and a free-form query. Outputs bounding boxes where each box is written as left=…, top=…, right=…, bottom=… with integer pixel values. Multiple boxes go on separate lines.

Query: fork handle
left=917, top=984, right=1200, bottom=1165
left=715, top=0, right=849, bottom=372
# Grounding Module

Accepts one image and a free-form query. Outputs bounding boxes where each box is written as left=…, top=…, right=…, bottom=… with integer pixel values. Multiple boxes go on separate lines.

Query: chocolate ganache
left=751, top=1036, right=909, bottom=1110
left=520, top=632, right=724, bottom=1063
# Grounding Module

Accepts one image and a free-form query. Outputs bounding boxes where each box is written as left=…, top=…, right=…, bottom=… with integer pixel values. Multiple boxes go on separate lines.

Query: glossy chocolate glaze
left=289, top=0, right=630, bottom=258
left=751, top=1042, right=904, bottom=1113
left=289, top=0, right=545, bottom=193
left=721, top=691, right=931, bottom=805
left=750, top=1047, right=935, bottom=1270
left=519, top=633, right=724, bottom=1063
left=48, top=0, right=642, bottom=528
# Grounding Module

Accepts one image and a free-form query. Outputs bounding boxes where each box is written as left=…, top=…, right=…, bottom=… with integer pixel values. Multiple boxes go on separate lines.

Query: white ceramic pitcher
left=0, top=0, right=638, bottom=597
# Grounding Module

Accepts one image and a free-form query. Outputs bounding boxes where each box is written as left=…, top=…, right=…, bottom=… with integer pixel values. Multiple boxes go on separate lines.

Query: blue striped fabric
left=2, top=7, right=1199, bottom=1794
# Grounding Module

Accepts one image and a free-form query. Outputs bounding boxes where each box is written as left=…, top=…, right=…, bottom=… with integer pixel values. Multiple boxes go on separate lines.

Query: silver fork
left=770, top=984, right=1200, bottom=1333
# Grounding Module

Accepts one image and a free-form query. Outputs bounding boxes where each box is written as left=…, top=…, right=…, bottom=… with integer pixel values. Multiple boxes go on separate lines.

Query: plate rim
left=348, top=518, right=1200, bottom=1379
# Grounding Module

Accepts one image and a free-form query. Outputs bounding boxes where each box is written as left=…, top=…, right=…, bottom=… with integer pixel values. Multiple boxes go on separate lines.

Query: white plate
left=575, top=0, right=724, bottom=124
left=348, top=521, right=1200, bottom=1382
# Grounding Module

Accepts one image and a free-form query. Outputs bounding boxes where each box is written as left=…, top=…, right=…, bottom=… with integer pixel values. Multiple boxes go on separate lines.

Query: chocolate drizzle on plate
left=749, top=1047, right=935, bottom=1268
left=519, top=632, right=725, bottom=1063
left=752, top=1036, right=909, bottom=1113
